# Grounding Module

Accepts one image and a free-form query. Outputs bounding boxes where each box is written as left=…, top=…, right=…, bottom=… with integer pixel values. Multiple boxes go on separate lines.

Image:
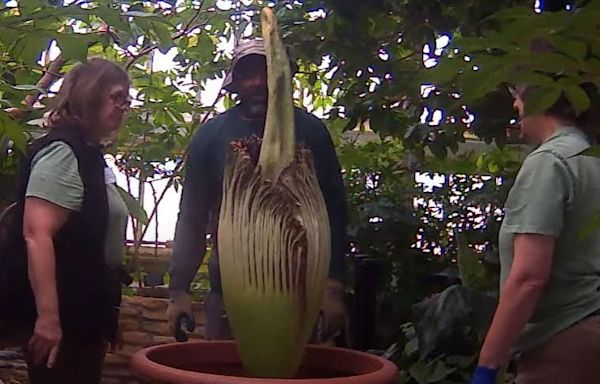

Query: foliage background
left=1, top=0, right=598, bottom=381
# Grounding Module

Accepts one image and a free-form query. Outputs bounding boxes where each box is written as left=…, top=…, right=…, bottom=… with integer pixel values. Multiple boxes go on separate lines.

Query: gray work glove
left=317, top=279, right=348, bottom=346
left=167, top=291, right=195, bottom=342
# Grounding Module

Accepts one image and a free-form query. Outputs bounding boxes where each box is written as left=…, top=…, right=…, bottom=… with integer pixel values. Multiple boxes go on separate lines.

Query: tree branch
left=7, top=25, right=119, bottom=120
left=23, top=56, right=65, bottom=108
left=6, top=56, right=65, bottom=120
left=125, top=4, right=206, bottom=70
left=138, top=91, right=224, bottom=240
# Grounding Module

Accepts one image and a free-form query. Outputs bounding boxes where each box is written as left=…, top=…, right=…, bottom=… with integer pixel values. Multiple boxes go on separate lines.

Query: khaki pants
left=516, top=315, right=600, bottom=384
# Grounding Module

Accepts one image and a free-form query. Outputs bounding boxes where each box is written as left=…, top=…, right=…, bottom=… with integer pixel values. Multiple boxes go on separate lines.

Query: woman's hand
left=29, top=313, right=62, bottom=368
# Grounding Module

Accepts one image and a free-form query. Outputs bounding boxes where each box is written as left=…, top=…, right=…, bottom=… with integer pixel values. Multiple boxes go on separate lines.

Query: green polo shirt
left=499, top=127, right=600, bottom=353
left=25, top=141, right=128, bottom=267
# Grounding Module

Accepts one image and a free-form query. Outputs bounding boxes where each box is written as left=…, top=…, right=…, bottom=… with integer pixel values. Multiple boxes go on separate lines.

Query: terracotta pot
left=130, top=341, right=398, bottom=384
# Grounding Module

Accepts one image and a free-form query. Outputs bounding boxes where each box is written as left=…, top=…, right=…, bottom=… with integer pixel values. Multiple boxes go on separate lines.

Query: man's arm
left=308, top=118, right=348, bottom=283
left=305, top=116, right=349, bottom=343
left=169, top=126, right=215, bottom=294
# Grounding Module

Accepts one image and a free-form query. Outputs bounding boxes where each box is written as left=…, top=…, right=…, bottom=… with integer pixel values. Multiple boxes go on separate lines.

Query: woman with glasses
left=472, top=82, right=600, bottom=384
left=15, top=58, right=131, bottom=384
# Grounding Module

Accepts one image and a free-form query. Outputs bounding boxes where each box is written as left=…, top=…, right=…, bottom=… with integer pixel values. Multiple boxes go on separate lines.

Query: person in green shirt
left=19, top=58, right=131, bottom=384
left=472, top=83, right=600, bottom=384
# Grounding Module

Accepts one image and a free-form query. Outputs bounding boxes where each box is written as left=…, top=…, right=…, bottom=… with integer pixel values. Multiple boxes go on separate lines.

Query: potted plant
left=130, top=8, right=397, bottom=383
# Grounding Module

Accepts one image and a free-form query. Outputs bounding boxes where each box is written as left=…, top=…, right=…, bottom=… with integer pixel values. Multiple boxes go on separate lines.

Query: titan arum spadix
left=217, top=7, right=331, bottom=379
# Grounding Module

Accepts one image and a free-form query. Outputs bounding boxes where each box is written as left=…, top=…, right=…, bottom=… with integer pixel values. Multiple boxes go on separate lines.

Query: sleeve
left=169, top=123, right=216, bottom=293
left=307, top=118, right=349, bottom=283
left=26, top=142, right=83, bottom=212
left=502, top=151, right=573, bottom=237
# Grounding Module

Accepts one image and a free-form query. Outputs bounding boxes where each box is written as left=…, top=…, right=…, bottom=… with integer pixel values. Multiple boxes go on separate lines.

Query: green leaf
left=488, top=162, right=499, bottom=174
left=99, top=6, right=130, bottom=32
left=486, top=6, right=531, bottom=22
left=404, top=337, right=419, bottom=356
left=528, top=53, right=580, bottom=74
left=123, top=11, right=156, bottom=18
left=0, top=110, right=27, bottom=152
left=578, top=211, right=600, bottom=242
left=187, top=34, right=199, bottom=48
left=57, top=34, right=89, bottom=62
left=461, top=65, right=510, bottom=103
left=116, top=186, right=149, bottom=225
left=12, top=35, right=47, bottom=64
left=551, top=36, right=588, bottom=61
left=445, top=355, right=475, bottom=369
left=454, top=37, right=488, bottom=51
left=422, top=57, right=464, bottom=84
left=510, top=72, right=554, bottom=87
left=409, top=359, right=456, bottom=383
left=564, top=85, right=591, bottom=116
left=0, top=28, right=22, bottom=49
left=195, top=33, right=216, bottom=63
left=10, top=84, right=41, bottom=92
left=582, top=146, right=600, bottom=158
left=152, top=22, right=173, bottom=53
left=524, top=87, right=561, bottom=116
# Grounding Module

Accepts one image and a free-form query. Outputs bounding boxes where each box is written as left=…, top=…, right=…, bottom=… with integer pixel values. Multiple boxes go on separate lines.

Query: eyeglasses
left=109, top=91, right=132, bottom=111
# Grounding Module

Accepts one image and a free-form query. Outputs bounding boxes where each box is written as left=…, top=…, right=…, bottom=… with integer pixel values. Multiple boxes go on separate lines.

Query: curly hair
left=47, top=58, right=130, bottom=138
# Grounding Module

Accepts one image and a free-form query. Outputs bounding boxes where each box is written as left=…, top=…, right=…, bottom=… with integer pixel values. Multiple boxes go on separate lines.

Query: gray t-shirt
left=499, top=127, right=600, bottom=353
left=26, top=142, right=128, bottom=266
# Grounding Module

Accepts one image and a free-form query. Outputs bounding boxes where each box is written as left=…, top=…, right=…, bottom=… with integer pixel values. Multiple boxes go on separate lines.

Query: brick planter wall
left=0, top=295, right=205, bottom=384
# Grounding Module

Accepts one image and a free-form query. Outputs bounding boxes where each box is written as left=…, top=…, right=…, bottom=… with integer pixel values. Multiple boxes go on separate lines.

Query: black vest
left=0, top=129, right=117, bottom=341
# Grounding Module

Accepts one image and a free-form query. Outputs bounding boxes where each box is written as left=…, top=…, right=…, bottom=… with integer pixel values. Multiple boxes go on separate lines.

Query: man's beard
left=240, top=97, right=267, bottom=120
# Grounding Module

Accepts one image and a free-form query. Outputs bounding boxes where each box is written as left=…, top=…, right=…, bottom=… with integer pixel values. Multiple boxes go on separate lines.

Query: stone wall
left=0, top=295, right=205, bottom=384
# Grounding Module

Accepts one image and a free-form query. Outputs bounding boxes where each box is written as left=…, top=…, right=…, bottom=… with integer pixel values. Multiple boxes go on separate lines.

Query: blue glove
left=471, top=366, right=498, bottom=384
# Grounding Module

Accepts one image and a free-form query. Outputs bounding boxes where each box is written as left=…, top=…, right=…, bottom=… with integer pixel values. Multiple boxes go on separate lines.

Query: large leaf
left=151, top=21, right=173, bottom=53
left=554, top=37, right=588, bottom=62
left=409, top=359, right=456, bottom=384
left=0, top=110, right=27, bottom=152
left=12, top=35, right=48, bottom=64
left=564, top=85, right=591, bottom=116
left=0, top=28, right=22, bottom=49
left=460, top=60, right=512, bottom=103
left=527, top=53, right=581, bottom=74
left=116, top=186, right=148, bottom=226
left=524, top=87, right=562, bottom=116
left=57, top=34, right=90, bottom=62
left=412, top=285, right=496, bottom=359
left=421, top=57, right=464, bottom=84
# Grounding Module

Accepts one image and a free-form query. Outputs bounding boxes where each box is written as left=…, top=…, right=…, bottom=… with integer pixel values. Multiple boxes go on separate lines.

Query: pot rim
left=130, top=340, right=398, bottom=384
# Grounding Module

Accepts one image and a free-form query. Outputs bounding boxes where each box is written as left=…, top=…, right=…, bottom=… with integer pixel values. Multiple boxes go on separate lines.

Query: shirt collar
left=544, top=126, right=585, bottom=144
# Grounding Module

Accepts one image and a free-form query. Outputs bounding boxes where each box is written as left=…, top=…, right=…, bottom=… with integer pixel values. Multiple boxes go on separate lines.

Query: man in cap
left=167, top=39, right=348, bottom=344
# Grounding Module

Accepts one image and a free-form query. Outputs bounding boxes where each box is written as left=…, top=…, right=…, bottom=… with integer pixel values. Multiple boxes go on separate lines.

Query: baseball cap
left=222, top=39, right=266, bottom=93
